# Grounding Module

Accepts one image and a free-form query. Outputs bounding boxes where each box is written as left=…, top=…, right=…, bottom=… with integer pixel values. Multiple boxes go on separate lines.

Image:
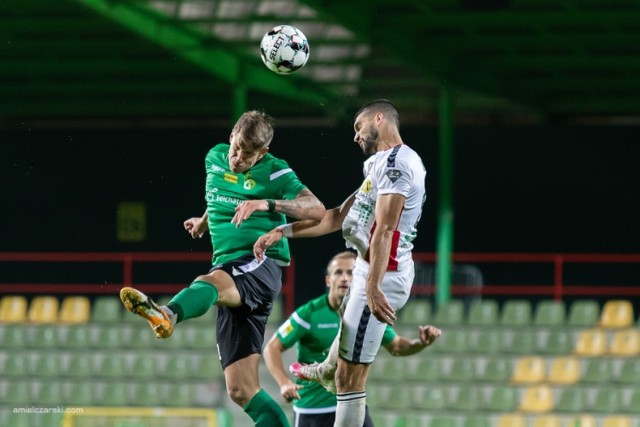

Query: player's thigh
left=223, top=353, right=261, bottom=395
left=198, top=269, right=242, bottom=307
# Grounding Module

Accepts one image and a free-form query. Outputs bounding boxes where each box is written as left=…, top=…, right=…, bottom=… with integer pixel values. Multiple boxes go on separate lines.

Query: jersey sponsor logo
left=212, top=194, right=242, bottom=205
left=385, top=169, right=403, bottom=183
left=211, top=165, right=226, bottom=173
left=205, top=188, right=219, bottom=202
left=359, top=178, right=372, bottom=193
left=278, top=319, right=294, bottom=337
left=243, top=179, right=256, bottom=190
left=223, top=173, right=238, bottom=184
left=317, top=323, right=339, bottom=329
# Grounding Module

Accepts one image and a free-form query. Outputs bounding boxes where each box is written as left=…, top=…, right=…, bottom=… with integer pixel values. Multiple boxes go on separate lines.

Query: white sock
left=161, top=305, right=178, bottom=327
left=334, top=391, right=366, bottom=427
left=317, top=326, right=340, bottom=377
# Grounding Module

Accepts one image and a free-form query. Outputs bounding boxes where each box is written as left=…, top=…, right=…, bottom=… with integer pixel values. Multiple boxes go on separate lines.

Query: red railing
left=0, top=252, right=297, bottom=315
left=412, top=252, right=640, bottom=299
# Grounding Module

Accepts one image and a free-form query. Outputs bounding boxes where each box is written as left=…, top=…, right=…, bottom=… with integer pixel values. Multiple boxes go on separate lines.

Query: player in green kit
left=119, top=111, right=325, bottom=427
left=264, top=251, right=441, bottom=427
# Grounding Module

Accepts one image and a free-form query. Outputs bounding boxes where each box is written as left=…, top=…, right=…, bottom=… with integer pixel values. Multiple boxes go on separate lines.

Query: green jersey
left=276, top=294, right=396, bottom=412
left=204, top=143, right=306, bottom=266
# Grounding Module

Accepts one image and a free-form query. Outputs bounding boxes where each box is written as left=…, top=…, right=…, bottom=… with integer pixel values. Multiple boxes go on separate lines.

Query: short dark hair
left=354, top=99, right=399, bottom=128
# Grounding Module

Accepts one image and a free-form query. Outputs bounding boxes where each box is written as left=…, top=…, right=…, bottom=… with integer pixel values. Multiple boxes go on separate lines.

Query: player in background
left=254, top=100, right=427, bottom=426
left=264, top=250, right=441, bottom=427
left=119, top=110, right=325, bottom=427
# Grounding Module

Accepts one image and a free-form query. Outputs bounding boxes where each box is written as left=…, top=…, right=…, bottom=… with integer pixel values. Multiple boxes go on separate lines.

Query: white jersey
left=342, top=144, right=426, bottom=271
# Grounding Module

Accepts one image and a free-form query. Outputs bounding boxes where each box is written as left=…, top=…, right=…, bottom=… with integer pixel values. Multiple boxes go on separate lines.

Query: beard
left=362, top=125, right=379, bottom=155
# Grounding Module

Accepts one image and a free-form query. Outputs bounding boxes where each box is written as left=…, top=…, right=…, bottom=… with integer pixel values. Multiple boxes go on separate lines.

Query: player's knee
left=225, top=383, right=252, bottom=406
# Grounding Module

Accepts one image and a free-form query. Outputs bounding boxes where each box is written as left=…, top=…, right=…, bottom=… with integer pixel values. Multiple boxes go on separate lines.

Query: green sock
left=243, top=389, right=290, bottom=427
left=167, top=280, right=218, bottom=323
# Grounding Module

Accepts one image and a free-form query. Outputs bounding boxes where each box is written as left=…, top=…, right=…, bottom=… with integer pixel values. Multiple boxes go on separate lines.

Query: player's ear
left=229, top=132, right=234, bottom=143
left=259, top=147, right=269, bottom=158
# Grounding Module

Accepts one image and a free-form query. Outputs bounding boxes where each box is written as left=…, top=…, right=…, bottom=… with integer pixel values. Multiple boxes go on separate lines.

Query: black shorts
left=212, top=255, right=282, bottom=369
left=293, top=406, right=373, bottom=427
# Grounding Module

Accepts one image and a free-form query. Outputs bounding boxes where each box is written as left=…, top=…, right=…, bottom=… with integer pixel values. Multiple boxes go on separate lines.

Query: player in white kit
left=253, top=100, right=427, bottom=427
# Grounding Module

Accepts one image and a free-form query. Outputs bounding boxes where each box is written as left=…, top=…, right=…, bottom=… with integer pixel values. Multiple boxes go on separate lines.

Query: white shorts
left=339, top=257, right=414, bottom=363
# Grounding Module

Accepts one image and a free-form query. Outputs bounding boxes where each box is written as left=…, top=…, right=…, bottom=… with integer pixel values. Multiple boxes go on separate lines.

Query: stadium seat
left=467, top=299, right=499, bottom=326
left=501, top=329, right=536, bottom=354
left=130, top=352, right=158, bottom=378
left=623, top=388, right=640, bottom=413
left=195, top=354, right=223, bottom=380
left=30, top=325, right=60, bottom=348
left=567, top=299, right=600, bottom=328
left=448, top=385, right=482, bottom=411
left=592, top=387, right=623, bottom=413
left=469, top=329, right=501, bottom=354
left=164, top=383, right=196, bottom=407
left=461, top=415, right=490, bottom=427
left=2, top=325, right=27, bottom=348
left=406, top=356, right=442, bottom=382
left=65, top=381, right=94, bottom=406
left=413, top=385, right=447, bottom=410
left=535, top=329, right=572, bottom=355
left=608, top=328, right=640, bottom=356
left=91, top=296, right=122, bottom=322
left=0, top=296, right=28, bottom=323
left=476, top=357, right=512, bottom=383
left=500, top=299, right=532, bottom=327
left=398, top=299, right=432, bottom=325
left=186, top=325, right=217, bottom=350
left=565, top=415, right=596, bottom=427
left=162, top=354, right=193, bottom=379
left=32, top=353, right=61, bottom=377
left=97, top=353, right=128, bottom=378
left=433, top=299, right=464, bottom=326
left=28, top=296, right=59, bottom=323
left=1, top=351, right=30, bottom=377
left=64, top=324, right=93, bottom=349
left=101, top=382, right=129, bottom=406
left=533, top=300, right=566, bottom=327
left=66, top=353, right=94, bottom=378
left=519, top=384, right=554, bottom=412
left=268, top=297, right=284, bottom=326
left=555, top=387, right=586, bottom=412
left=433, top=328, right=468, bottom=353
left=547, top=356, right=581, bottom=384
left=601, top=417, right=632, bottom=427
left=59, top=296, right=90, bottom=324
left=483, top=386, right=518, bottom=412
left=582, top=358, right=612, bottom=383
left=574, top=329, right=607, bottom=356
left=600, top=300, right=634, bottom=328
left=133, top=382, right=165, bottom=406
left=428, top=416, right=455, bottom=427
left=94, top=324, right=126, bottom=349
left=511, top=356, right=545, bottom=384
left=616, top=358, right=640, bottom=384
left=531, top=415, right=561, bottom=427
left=4, top=381, right=32, bottom=405
left=445, top=357, right=474, bottom=382
left=496, top=414, right=526, bottom=427
left=368, top=384, right=413, bottom=410
left=35, top=381, right=63, bottom=406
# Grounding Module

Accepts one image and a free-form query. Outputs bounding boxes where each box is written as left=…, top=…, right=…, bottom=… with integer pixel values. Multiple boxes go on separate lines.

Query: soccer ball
left=260, top=25, right=310, bottom=75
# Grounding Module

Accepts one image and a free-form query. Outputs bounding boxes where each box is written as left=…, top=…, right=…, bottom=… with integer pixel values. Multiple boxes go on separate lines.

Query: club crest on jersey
left=360, top=178, right=372, bottom=193
left=243, top=179, right=256, bottom=190
left=224, top=173, right=238, bottom=184
left=385, top=169, right=403, bottom=183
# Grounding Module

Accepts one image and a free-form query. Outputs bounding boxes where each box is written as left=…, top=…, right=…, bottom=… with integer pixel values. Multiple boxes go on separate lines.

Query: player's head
left=228, top=110, right=274, bottom=173
left=353, top=99, right=400, bottom=156
left=325, top=251, right=356, bottom=308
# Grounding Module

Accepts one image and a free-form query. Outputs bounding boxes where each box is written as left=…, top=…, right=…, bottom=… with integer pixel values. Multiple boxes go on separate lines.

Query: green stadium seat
left=4, top=381, right=32, bottom=405
left=2, top=351, right=31, bottom=377
left=448, top=385, right=482, bottom=411
left=445, top=357, right=474, bottom=382
left=413, top=385, right=447, bottom=410
left=190, top=306, right=216, bottom=325
left=66, top=353, right=94, bottom=378
left=64, top=324, right=93, bottom=349
left=429, top=416, right=455, bottom=427
left=128, top=324, right=163, bottom=349
left=616, top=358, right=640, bottom=384
left=475, top=357, right=512, bottom=383
left=34, top=412, right=64, bottom=427
left=195, top=354, right=224, bottom=380
left=187, top=325, right=217, bottom=350
left=94, top=324, right=127, bottom=349
left=101, top=382, right=129, bottom=406
left=433, top=300, right=464, bottom=326
left=2, top=325, right=28, bottom=349
left=433, top=329, right=468, bottom=353
left=535, top=329, right=572, bottom=355
left=582, top=358, right=612, bottom=383
left=132, top=382, right=165, bottom=406
left=268, top=297, right=284, bottom=326
left=534, top=300, right=566, bottom=326
left=469, top=329, right=501, bottom=354
left=402, top=414, right=429, bottom=427
left=91, top=296, right=123, bottom=322
left=30, top=325, right=59, bottom=349
left=592, top=387, right=623, bottom=413
left=32, top=353, right=61, bottom=377
left=461, top=415, right=490, bottom=427
left=398, top=299, right=432, bottom=325
left=5, top=412, right=33, bottom=427
left=483, top=386, right=518, bottom=412
left=97, top=353, right=128, bottom=378
left=130, top=352, right=158, bottom=378
left=467, top=299, right=499, bottom=326
left=164, top=383, right=196, bottom=407
left=501, top=329, right=535, bottom=354
left=568, top=299, right=600, bottom=328
left=34, top=381, right=63, bottom=406
left=368, top=384, right=413, bottom=410
left=555, top=387, right=586, bottom=412
left=162, top=354, right=193, bottom=379
left=500, top=300, right=532, bottom=327
left=623, top=388, right=640, bottom=413
left=406, top=356, right=442, bottom=382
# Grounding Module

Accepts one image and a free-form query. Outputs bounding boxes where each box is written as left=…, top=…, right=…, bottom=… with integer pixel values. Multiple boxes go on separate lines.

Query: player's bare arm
left=366, top=193, right=406, bottom=325
left=253, top=191, right=356, bottom=259
left=184, top=211, right=209, bottom=239
left=384, top=325, right=442, bottom=356
left=232, top=188, right=325, bottom=227
left=264, top=334, right=303, bottom=402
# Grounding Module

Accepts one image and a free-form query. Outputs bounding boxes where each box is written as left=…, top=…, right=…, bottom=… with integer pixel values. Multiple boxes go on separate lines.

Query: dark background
left=2, top=124, right=639, bottom=305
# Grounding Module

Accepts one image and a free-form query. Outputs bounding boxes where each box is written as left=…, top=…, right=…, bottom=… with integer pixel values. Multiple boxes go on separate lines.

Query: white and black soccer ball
left=260, top=25, right=310, bottom=75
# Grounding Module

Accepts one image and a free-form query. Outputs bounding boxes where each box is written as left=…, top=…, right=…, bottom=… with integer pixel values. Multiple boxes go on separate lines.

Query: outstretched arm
left=253, top=191, right=356, bottom=259
left=232, top=188, right=326, bottom=227
left=184, top=211, right=209, bottom=239
left=264, top=333, right=302, bottom=402
left=383, top=325, right=442, bottom=357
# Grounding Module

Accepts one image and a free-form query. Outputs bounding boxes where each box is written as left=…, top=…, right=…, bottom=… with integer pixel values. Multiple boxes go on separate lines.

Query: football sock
left=335, top=391, right=366, bottom=427
left=167, top=280, right=218, bottom=323
left=243, top=389, right=290, bottom=427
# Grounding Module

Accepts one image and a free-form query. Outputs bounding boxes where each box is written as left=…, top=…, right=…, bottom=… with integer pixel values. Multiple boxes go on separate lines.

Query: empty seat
left=96, top=353, right=128, bottom=378
left=186, top=325, right=216, bottom=350
left=398, top=299, right=431, bottom=325
left=574, top=329, right=607, bottom=356
left=511, top=356, right=545, bottom=384
left=164, top=383, right=196, bottom=407
left=608, top=328, right=640, bottom=356
left=132, top=382, right=164, bottom=406
left=568, top=299, right=599, bottom=328
left=30, top=325, right=59, bottom=348
left=2, top=325, right=28, bottom=348
left=533, top=300, right=566, bottom=327
left=501, top=329, right=535, bottom=354
left=59, top=296, right=90, bottom=324
left=429, top=416, right=455, bottom=427
left=592, top=387, right=623, bottom=413
left=28, top=296, right=59, bottom=323
left=565, top=415, right=596, bottom=427
left=433, top=299, right=464, bottom=325
left=433, top=328, right=468, bottom=353
left=623, top=388, right=640, bottom=413
left=4, top=381, right=32, bottom=405
left=91, top=296, right=123, bottom=322
left=66, top=353, right=94, bottom=378
left=162, top=354, right=193, bottom=379
left=496, top=414, right=525, bottom=427
left=615, top=358, right=640, bottom=384
left=195, top=354, right=223, bottom=380
left=445, top=357, right=474, bottom=382
left=130, top=352, right=158, bottom=378
left=64, top=324, right=93, bottom=349
left=32, top=353, right=61, bottom=377
left=536, top=329, right=572, bottom=355
left=483, top=386, right=518, bottom=412
left=600, top=300, right=634, bottom=328
left=406, top=356, right=442, bottom=382
left=547, top=356, right=581, bottom=384
left=448, top=385, right=482, bottom=411
left=531, top=415, right=561, bottom=427
left=101, top=382, right=129, bottom=406
left=413, top=385, right=447, bottom=410
left=461, top=415, right=490, bottom=427
left=519, top=384, right=554, bottom=413
left=33, top=380, right=63, bottom=406
left=1, top=351, right=31, bottom=377
left=476, top=357, right=512, bottom=383
left=555, top=387, right=586, bottom=412
left=368, top=384, right=413, bottom=410
left=500, top=300, right=532, bottom=327
left=65, top=381, right=95, bottom=406
left=601, top=417, right=632, bottom=427
left=0, top=296, right=28, bottom=322
left=582, top=358, right=612, bottom=383
left=469, top=329, right=501, bottom=354
left=467, top=299, right=499, bottom=326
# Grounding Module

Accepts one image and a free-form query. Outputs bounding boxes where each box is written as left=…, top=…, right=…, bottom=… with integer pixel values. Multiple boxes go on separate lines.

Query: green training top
left=276, top=294, right=396, bottom=412
left=205, top=143, right=307, bottom=266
